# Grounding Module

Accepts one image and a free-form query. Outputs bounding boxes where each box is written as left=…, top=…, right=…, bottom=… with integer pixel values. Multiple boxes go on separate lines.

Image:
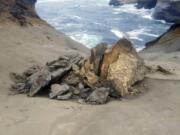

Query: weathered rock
left=23, top=65, right=42, bottom=77
left=136, top=0, right=157, bottom=9
left=49, top=84, right=70, bottom=99
left=47, top=56, right=69, bottom=71
left=157, top=65, right=172, bottom=75
left=80, top=58, right=99, bottom=87
left=57, top=92, right=73, bottom=100
left=100, top=39, right=138, bottom=79
left=105, top=39, right=145, bottom=97
left=9, top=72, right=26, bottom=83
left=86, top=88, right=110, bottom=104
left=80, top=88, right=93, bottom=99
left=9, top=65, right=41, bottom=84
left=79, top=43, right=107, bottom=87
left=0, top=0, right=39, bottom=25
left=51, top=66, right=71, bottom=82
left=63, top=72, right=81, bottom=86
left=153, top=0, right=180, bottom=23
left=80, top=38, right=146, bottom=97
left=47, top=54, right=84, bottom=83
left=27, top=68, right=51, bottom=97
left=9, top=39, right=145, bottom=103
left=107, top=52, right=145, bottom=96
left=90, top=43, right=108, bottom=75
left=10, top=83, right=26, bottom=94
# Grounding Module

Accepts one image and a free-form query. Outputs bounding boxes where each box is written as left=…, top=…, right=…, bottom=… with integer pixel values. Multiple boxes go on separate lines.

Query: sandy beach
left=0, top=0, right=180, bottom=134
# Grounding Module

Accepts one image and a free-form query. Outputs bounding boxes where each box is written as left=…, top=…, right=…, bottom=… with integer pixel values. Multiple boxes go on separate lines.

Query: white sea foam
left=127, top=29, right=145, bottom=41
left=68, top=15, right=82, bottom=20
left=143, top=32, right=159, bottom=37
left=111, top=29, right=124, bottom=38
left=136, top=46, right=145, bottom=52
left=113, top=4, right=154, bottom=20
left=142, top=14, right=153, bottom=20
left=127, top=28, right=159, bottom=42
left=69, top=33, right=103, bottom=48
left=111, top=29, right=126, bottom=39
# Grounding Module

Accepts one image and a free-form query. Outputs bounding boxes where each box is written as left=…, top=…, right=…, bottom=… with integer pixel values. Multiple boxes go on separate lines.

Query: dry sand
left=0, top=22, right=180, bottom=135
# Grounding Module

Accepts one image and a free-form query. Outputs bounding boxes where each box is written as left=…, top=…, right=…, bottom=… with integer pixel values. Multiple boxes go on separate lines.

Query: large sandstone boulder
left=101, top=39, right=145, bottom=97
left=153, top=0, right=180, bottom=23
left=81, top=39, right=146, bottom=97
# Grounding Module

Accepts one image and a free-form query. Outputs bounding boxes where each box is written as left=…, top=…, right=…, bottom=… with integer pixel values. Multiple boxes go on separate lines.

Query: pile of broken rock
left=9, top=38, right=146, bottom=104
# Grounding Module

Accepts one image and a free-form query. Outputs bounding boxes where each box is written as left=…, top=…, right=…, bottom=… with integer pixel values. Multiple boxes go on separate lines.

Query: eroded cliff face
left=109, top=0, right=180, bottom=23
left=0, top=0, right=39, bottom=25
left=153, top=0, right=180, bottom=23
left=136, top=0, right=180, bottom=23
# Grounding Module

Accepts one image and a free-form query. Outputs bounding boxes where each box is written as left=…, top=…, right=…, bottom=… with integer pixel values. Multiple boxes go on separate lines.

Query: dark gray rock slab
left=86, top=88, right=110, bottom=104
left=27, top=68, right=51, bottom=97
left=49, top=84, right=70, bottom=99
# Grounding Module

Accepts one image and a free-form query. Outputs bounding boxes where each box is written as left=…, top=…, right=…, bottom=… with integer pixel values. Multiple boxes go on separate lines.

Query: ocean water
left=36, top=0, right=171, bottom=50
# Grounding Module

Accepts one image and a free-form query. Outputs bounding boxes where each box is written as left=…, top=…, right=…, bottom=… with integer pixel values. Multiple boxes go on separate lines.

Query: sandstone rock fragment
left=49, top=84, right=70, bottom=99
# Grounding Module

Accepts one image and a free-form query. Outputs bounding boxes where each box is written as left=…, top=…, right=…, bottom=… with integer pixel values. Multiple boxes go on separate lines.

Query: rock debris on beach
left=9, top=38, right=146, bottom=104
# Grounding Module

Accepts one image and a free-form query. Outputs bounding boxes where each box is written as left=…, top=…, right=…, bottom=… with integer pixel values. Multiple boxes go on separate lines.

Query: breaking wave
left=36, top=0, right=170, bottom=51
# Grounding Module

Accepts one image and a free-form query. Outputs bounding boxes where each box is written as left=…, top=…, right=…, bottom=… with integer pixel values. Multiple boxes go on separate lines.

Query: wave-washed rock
left=153, top=0, right=180, bottom=23
left=136, top=0, right=180, bottom=23
left=109, top=0, right=180, bottom=23
left=136, top=0, right=157, bottom=9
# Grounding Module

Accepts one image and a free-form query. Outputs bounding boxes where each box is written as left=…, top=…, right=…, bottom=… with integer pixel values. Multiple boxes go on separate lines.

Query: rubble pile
left=10, top=39, right=146, bottom=104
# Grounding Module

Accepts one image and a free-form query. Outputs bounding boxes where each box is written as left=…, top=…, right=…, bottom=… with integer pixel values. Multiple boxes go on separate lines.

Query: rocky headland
left=109, top=0, right=180, bottom=23
left=0, top=0, right=180, bottom=135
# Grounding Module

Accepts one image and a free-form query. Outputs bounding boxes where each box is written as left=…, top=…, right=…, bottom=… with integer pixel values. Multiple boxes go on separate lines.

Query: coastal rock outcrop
left=10, top=39, right=146, bottom=104
left=0, top=0, right=39, bottom=25
left=111, top=0, right=180, bottom=23
left=153, top=0, right=180, bottom=23
left=136, top=0, right=157, bottom=9
left=135, top=0, right=180, bottom=23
